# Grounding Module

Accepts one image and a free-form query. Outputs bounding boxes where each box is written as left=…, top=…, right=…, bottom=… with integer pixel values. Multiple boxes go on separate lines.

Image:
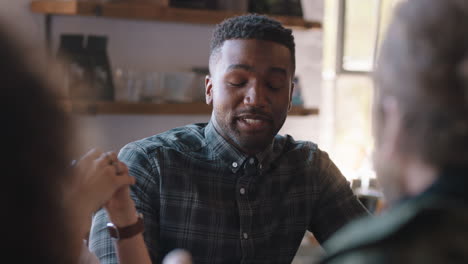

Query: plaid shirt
left=89, top=122, right=367, bottom=264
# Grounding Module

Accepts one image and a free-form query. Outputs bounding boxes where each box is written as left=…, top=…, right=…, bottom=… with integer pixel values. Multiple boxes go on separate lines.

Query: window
left=337, top=0, right=402, bottom=74
left=321, top=0, right=401, bottom=183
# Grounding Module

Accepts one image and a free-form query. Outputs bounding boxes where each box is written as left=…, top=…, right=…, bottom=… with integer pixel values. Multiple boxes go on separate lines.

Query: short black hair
left=210, top=14, right=295, bottom=71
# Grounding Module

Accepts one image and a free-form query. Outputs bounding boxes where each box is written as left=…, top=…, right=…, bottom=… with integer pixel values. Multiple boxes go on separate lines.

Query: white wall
left=3, top=0, right=323, bottom=153
left=0, top=0, right=44, bottom=48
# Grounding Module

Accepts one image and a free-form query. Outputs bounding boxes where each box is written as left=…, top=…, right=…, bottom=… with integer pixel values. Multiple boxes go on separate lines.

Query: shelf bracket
left=45, top=14, right=53, bottom=53
left=94, top=5, right=103, bottom=16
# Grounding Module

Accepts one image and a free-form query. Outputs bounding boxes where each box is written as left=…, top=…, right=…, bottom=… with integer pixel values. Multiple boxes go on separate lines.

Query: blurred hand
left=162, top=249, right=193, bottom=264
left=71, top=148, right=135, bottom=216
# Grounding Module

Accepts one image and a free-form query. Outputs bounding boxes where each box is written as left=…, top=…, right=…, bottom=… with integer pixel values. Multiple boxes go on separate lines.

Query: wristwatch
left=106, top=213, right=144, bottom=240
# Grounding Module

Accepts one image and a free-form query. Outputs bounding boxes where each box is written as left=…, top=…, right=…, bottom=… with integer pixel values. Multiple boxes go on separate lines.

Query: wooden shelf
left=30, top=1, right=322, bottom=29
left=34, top=0, right=321, bottom=117
left=64, top=101, right=319, bottom=116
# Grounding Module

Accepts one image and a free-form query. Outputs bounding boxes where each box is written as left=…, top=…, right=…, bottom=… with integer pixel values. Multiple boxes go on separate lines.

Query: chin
left=228, top=122, right=277, bottom=153
left=237, top=136, right=274, bottom=153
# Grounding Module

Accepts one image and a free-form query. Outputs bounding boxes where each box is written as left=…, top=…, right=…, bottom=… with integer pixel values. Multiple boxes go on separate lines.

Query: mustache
left=234, top=107, right=273, bottom=121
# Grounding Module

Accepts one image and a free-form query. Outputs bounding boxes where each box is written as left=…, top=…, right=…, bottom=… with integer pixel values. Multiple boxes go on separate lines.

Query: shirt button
left=243, top=232, right=249, bottom=239
left=232, top=162, right=238, bottom=168
left=259, top=164, right=263, bottom=169
left=239, top=187, right=246, bottom=195
left=249, top=157, right=255, bottom=164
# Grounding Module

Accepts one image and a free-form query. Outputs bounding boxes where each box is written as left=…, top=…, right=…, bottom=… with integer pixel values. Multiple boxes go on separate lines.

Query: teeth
left=243, top=118, right=263, bottom=124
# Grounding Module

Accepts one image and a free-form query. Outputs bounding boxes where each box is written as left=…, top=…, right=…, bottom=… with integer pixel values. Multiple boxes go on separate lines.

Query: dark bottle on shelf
left=170, top=0, right=217, bottom=9
left=249, top=0, right=303, bottom=17
left=57, top=34, right=93, bottom=100
left=86, top=35, right=114, bottom=101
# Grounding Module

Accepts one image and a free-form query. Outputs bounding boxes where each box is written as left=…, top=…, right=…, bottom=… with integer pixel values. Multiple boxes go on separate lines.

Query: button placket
left=237, top=178, right=253, bottom=260
left=237, top=157, right=259, bottom=261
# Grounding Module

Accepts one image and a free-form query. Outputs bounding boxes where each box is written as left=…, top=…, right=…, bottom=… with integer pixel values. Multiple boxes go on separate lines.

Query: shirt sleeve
left=79, top=240, right=100, bottom=264
left=88, top=142, right=161, bottom=263
left=308, top=149, right=369, bottom=244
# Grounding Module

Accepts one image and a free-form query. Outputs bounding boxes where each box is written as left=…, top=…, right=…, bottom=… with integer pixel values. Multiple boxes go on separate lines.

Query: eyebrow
left=270, top=67, right=287, bottom=77
left=226, top=64, right=254, bottom=72
left=226, top=64, right=287, bottom=76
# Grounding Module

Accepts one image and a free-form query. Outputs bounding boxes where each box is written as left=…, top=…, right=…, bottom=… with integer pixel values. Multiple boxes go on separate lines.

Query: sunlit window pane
left=334, top=76, right=374, bottom=180
left=343, top=0, right=378, bottom=72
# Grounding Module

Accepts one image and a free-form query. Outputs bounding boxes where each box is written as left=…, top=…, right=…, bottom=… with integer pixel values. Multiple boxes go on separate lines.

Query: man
left=90, top=14, right=366, bottom=264
left=321, top=0, right=468, bottom=263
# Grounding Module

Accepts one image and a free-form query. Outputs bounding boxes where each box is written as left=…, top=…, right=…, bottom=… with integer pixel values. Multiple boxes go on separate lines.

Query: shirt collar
left=205, top=118, right=277, bottom=174
left=398, top=166, right=468, bottom=206
left=419, top=166, right=468, bottom=204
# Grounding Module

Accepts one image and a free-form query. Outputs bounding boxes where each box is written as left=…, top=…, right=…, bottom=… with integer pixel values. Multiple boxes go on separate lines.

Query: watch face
left=106, top=222, right=119, bottom=239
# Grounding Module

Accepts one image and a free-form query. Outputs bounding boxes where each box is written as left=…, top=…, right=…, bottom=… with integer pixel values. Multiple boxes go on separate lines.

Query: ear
left=205, top=75, right=213, bottom=105
left=287, top=81, right=295, bottom=111
left=379, top=96, right=402, bottom=158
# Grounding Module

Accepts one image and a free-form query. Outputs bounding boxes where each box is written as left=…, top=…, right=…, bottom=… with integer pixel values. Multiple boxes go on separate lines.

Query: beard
left=228, top=120, right=277, bottom=153
left=213, top=108, right=285, bottom=155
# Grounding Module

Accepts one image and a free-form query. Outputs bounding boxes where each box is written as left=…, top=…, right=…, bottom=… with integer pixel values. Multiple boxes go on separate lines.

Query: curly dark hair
left=0, top=26, right=77, bottom=263
left=375, top=0, right=468, bottom=168
left=210, top=13, right=295, bottom=71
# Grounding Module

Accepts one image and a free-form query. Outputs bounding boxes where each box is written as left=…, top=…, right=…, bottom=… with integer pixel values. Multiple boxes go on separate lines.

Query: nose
left=243, top=82, right=268, bottom=108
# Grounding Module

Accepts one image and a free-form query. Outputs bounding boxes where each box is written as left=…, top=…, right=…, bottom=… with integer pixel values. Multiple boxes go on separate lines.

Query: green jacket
left=320, top=195, right=468, bottom=264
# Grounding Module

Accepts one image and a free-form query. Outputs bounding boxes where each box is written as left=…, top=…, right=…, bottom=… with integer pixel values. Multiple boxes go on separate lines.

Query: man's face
left=206, top=39, right=294, bottom=155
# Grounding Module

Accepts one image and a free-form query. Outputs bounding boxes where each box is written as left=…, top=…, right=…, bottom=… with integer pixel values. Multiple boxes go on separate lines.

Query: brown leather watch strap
left=107, top=214, right=144, bottom=240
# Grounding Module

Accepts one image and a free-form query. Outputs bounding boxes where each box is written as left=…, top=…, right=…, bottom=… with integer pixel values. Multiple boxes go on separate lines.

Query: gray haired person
left=321, top=0, right=468, bottom=263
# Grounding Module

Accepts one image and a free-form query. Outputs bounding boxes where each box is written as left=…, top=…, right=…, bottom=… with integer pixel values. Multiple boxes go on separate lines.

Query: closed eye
left=267, top=83, right=281, bottom=91
left=228, top=81, right=246, bottom=87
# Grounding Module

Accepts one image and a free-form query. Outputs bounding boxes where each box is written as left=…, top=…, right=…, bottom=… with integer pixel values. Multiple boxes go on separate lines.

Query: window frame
left=335, top=0, right=384, bottom=75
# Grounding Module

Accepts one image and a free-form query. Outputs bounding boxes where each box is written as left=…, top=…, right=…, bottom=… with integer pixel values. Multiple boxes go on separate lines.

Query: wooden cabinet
left=30, top=1, right=322, bottom=28
left=31, top=1, right=321, bottom=116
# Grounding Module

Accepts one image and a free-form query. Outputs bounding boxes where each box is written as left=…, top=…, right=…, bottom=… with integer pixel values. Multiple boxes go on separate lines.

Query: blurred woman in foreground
left=0, top=24, right=152, bottom=263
